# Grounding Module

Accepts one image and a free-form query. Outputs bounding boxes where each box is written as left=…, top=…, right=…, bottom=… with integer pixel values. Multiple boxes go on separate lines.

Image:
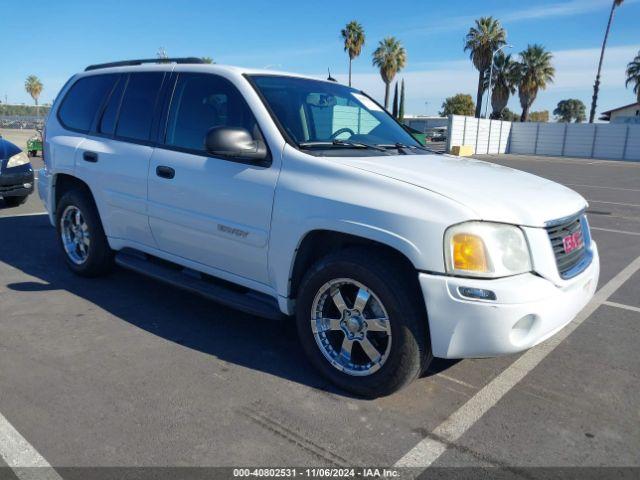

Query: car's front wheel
left=296, top=248, right=431, bottom=397
left=56, top=189, right=114, bottom=277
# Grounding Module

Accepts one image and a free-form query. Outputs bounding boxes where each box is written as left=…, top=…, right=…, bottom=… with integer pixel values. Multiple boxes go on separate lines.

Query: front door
left=147, top=73, right=279, bottom=285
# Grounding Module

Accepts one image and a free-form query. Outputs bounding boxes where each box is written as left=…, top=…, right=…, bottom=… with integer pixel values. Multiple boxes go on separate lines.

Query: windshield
left=249, top=75, right=424, bottom=155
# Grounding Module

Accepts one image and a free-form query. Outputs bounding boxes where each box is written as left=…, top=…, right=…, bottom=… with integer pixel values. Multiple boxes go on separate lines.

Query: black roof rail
left=85, top=57, right=206, bottom=72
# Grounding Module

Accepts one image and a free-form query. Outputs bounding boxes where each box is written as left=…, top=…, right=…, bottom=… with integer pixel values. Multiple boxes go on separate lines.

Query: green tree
left=341, top=21, right=366, bottom=87
left=439, top=94, right=475, bottom=117
left=24, top=75, right=43, bottom=117
left=500, top=107, right=520, bottom=122
left=553, top=99, right=587, bottom=122
left=392, top=82, right=399, bottom=118
left=589, top=0, right=625, bottom=123
left=485, top=53, right=518, bottom=119
left=625, top=50, right=640, bottom=101
left=399, top=79, right=406, bottom=122
left=464, top=16, right=506, bottom=118
left=201, top=56, right=214, bottom=64
left=372, top=37, right=407, bottom=110
left=528, top=110, right=549, bottom=122
left=517, top=44, right=555, bottom=122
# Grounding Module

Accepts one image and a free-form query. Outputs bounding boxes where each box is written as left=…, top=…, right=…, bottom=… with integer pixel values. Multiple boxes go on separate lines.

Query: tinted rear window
left=115, top=72, right=164, bottom=141
left=99, top=76, right=125, bottom=135
left=58, top=75, right=117, bottom=132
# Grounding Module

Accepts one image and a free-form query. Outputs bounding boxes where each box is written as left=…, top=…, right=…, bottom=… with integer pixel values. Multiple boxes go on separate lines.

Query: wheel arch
left=287, top=228, right=422, bottom=302
left=52, top=173, right=95, bottom=215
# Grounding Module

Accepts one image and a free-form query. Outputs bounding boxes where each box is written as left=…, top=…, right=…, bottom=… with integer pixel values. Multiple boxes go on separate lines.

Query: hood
left=335, top=153, right=587, bottom=227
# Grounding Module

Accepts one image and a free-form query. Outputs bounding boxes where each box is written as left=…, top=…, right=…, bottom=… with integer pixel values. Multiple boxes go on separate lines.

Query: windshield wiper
left=377, top=142, right=429, bottom=151
left=299, top=140, right=387, bottom=152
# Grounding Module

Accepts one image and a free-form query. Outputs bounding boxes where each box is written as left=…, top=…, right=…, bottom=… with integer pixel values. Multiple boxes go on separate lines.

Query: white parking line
left=566, top=183, right=640, bottom=193
left=591, top=227, right=640, bottom=236
left=0, top=212, right=47, bottom=218
left=587, top=199, right=640, bottom=208
left=603, top=301, right=640, bottom=314
left=0, top=411, right=62, bottom=480
left=395, top=255, right=640, bottom=469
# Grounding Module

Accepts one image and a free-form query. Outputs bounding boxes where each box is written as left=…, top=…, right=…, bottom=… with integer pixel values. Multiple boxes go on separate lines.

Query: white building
left=402, top=115, right=448, bottom=132
left=600, top=102, right=640, bottom=123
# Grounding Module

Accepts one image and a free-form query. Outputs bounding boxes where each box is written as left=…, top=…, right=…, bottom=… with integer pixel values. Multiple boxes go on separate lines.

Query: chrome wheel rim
left=60, top=205, right=90, bottom=265
left=311, top=278, right=392, bottom=376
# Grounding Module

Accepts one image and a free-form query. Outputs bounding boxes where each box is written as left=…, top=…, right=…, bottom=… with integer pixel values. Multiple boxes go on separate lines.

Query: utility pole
left=484, top=44, right=513, bottom=119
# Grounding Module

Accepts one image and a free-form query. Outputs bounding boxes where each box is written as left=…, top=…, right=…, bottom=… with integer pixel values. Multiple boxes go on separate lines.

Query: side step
left=115, top=250, right=284, bottom=320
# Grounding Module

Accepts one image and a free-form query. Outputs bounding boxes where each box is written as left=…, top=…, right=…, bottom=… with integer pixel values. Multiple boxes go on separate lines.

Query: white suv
left=39, top=58, right=599, bottom=397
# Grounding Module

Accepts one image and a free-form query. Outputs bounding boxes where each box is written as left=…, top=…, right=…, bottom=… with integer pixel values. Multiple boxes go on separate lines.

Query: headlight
left=444, top=222, right=532, bottom=278
left=7, top=151, right=30, bottom=168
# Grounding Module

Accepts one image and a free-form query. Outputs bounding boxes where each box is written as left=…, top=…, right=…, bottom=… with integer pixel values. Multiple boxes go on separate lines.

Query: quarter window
left=58, top=75, right=117, bottom=132
left=115, top=72, right=164, bottom=141
left=166, top=73, right=259, bottom=152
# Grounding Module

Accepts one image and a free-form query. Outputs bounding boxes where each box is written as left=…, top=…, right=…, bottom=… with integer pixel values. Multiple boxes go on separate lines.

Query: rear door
left=147, top=72, right=279, bottom=285
left=75, top=71, right=166, bottom=247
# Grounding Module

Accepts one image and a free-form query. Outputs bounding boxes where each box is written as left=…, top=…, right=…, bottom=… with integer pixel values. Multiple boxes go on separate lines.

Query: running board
left=115, top=250, right=284, bottom=320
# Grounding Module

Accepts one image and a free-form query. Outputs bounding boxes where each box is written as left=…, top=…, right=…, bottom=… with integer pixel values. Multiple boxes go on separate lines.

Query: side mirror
left=205, top=126, right=268, bottom=162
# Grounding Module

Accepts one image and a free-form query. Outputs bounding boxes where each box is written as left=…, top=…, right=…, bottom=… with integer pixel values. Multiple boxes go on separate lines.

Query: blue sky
left=3, top=0, right=639, bottom=119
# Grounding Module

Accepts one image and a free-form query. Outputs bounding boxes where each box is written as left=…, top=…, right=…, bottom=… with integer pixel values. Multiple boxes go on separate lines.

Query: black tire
left=3, top=195, right=28, bottom=207
left=55, top=189, right=114, bottom=277
left=296, top=247, right=432, bottom=398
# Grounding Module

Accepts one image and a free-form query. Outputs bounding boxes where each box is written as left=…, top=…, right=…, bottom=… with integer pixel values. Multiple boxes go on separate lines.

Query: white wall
left=446, top=115, right=511, bottom=154
left=447, top=114, right=640, bottom=161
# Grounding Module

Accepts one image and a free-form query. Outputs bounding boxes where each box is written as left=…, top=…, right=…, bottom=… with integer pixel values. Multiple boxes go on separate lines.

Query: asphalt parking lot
left=1, top=144, right=639, bottom=478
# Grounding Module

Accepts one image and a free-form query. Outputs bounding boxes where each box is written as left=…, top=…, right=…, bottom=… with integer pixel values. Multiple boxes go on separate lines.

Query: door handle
left=156, top=166, right=175, bottom=179
left=83, top=151, right=98, bottom=163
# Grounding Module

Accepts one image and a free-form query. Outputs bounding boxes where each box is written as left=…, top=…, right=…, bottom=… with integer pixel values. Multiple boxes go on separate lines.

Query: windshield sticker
left=352, top=93, right=383, bottom=112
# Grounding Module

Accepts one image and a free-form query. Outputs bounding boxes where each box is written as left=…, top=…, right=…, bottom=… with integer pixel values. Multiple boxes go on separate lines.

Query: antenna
left=327, top=68, right=337, bottom=82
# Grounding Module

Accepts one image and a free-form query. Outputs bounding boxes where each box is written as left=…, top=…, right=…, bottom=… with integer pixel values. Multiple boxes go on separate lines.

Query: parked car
left=39, top=58, right=599, bottom=397
left=0, top=137, right=34, bottom=207
left=427, top=127, right=447, bottom=142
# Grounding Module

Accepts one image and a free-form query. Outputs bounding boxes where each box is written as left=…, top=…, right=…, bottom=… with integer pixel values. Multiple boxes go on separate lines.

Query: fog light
left=458, top=286, right=496, bottom=301
left=23, top=183, right=32, bottom=188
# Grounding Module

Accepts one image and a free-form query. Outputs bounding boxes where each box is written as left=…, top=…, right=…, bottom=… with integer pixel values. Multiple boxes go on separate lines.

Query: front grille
left=545, top=213, right=588, bottom=279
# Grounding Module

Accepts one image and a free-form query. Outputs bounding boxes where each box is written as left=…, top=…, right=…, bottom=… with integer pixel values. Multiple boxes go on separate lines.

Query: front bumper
left=0, top=164, right=34, bottom=197
left=420, top=242, right=600, bottom=358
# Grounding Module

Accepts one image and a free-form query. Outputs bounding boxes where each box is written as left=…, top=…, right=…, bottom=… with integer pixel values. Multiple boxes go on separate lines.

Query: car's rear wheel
left=56, top=189, right=114, bottom=277
left=2, top=195, right=28, bottom=207
left=296, top=248, right=431, bottom=397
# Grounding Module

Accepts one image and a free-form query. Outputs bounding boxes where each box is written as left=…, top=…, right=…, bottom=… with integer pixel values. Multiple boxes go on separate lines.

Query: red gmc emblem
left=562, top=231, right=583, bottom=254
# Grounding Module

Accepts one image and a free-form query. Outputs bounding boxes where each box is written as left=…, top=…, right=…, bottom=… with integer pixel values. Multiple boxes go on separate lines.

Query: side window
left=115, top=72, right=164, bottom=141
left=58, top=75, right=117, bottom=132
left=99, top=76, right=125, bottom=135
left=166, top=73, right=258, bottom=152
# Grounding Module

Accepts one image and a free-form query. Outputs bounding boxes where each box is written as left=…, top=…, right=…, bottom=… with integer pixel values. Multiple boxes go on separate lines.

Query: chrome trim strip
left=544, top=208, right=586, bottom=228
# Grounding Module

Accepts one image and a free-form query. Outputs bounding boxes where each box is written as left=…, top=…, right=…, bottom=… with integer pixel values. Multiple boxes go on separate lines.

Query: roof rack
left=85, top=57, right=206, bottom=72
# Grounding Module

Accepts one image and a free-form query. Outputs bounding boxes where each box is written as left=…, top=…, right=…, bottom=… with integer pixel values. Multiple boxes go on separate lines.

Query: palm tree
left=589, top=0, right=624, bottom=123
left=372, top=37, right=407, bottom=110
left=341, top=21, right=365, bottom=87
left=625, top=50, right=640, bottom=101
left=464, top=17, right=506, bottom=118
left=485, top=53, right=518, bottom=119
left=201, top=56, right=214, bottom=64
left=517, top=45, right=555, bottom=122
left=24, top=75, right=43, bottom=118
